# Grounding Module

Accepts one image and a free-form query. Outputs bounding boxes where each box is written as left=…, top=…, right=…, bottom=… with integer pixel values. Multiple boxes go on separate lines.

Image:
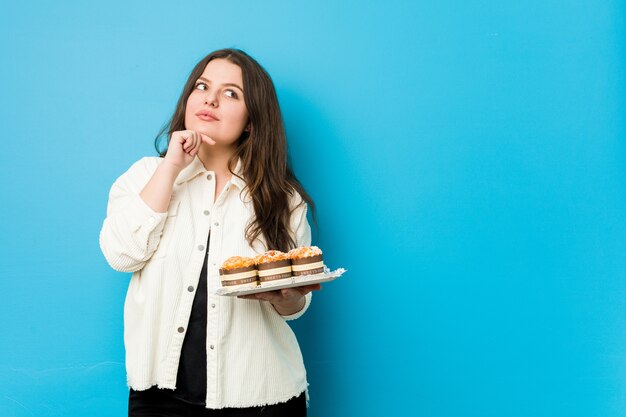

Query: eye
left=224, top=89, right=239, bottom=99
left=194, top=82, right=208, bottom=91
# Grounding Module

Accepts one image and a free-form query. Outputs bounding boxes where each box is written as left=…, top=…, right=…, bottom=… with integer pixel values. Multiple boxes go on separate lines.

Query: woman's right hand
left=163, top=130, right=215, bottom=172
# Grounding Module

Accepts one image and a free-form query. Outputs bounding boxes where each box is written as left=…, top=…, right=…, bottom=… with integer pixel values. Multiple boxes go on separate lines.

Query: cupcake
left=219, top=256, right=258, bottom=289
left=255, top=250, right=293, bottom=284
left=288, top=246, right=324, bottom=276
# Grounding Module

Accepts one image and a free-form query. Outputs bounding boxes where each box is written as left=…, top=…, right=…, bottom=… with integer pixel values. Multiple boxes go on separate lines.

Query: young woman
left=99, top=48, right=320, bottom=417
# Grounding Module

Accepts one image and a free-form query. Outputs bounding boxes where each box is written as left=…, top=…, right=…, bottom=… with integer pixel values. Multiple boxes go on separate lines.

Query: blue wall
left=2, top=1, right=625, bottom=416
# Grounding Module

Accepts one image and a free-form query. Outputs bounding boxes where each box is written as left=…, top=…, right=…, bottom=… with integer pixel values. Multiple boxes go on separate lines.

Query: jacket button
left=177, top=327, right=185, bottom=333
left=203, top=210, right=210, bottom=216
left=198, top=245, right=205, bottom=251
left=188, top=286, right=194, bottom=292
left=206, top=174, right=213, bottom=181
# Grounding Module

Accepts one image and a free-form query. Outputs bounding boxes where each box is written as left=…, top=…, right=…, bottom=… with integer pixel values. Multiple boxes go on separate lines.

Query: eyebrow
left=197, top=77, right=244, bottom=92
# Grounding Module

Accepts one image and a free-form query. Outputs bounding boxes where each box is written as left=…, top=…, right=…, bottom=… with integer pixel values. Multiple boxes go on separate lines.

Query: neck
left=197, top=143, right=237, bottom=177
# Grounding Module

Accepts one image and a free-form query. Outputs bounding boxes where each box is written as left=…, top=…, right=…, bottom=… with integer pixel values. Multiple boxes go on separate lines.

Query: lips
left=195, top=110, right=219, bottom=121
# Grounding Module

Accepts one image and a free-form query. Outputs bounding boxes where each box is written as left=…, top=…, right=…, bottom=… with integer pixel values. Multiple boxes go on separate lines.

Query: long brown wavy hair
left=155, top=48, right=315, bottom=251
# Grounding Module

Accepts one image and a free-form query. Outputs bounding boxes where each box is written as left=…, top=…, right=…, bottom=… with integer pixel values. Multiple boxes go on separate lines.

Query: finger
left=289, top=284, right=320, bottom=297
left=176, top=131, right=191, bottom=144
left=199, top=133, right=216, bottom=145
left=180, top=132, right=193, bottom=151
left=191, top=132, right=203, bottom=154
left=238, top=292, right=277, bottom=301
left=298, top=284, right=321, bottom=291
left=301, top=284, right=322, bottom=292
left=277, top=288, right=304, bottom=301
left=238, top=294, right=263, bottom=300
left=193, top=132, right=203, bottom=154
left=256, top=291, right=280, bottom=301
left=182, top=137, right=192, bottom=152
left=187, top=132, right=198, bottom=154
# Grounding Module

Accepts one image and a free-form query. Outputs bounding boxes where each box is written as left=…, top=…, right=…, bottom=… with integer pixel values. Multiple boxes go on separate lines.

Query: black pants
left=129, top=387, right=307, bottom=417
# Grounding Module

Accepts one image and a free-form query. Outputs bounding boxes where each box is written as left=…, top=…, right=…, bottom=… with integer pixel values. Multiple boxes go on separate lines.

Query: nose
left=204, top=91, right=218, bottom=107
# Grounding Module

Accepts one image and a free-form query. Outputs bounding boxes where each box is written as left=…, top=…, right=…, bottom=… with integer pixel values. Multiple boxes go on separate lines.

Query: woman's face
left=185, top=58, right=249, bottom=147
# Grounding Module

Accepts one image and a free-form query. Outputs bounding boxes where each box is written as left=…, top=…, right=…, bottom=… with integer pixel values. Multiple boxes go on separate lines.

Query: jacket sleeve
left=280, top=194, right=313, bottom=321
left=99, top=158, right=168, bottom=272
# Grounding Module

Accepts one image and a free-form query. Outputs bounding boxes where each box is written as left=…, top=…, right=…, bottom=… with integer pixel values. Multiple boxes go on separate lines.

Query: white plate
left=213, top=268, right=347, bottom=296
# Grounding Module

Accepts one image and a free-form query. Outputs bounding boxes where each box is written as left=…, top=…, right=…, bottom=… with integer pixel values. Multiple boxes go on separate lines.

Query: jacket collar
left=229, top=159, right=246, bottom=190
left=175, top=156, right=247, bottom=192
left=174, top=156, right=206, bottom=185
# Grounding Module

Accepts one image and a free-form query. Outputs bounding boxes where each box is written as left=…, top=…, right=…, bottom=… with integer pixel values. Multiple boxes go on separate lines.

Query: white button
left=148, top=217, right=155, bottom=224
left=209, top=345, right=215, bottom=350
left=212, top=262, right=217, bottom=266
left=211, top=303, right=216, bottom=308
left=188, top=286, right=194, bottom=292
left=203, top=210, right=210, bottom=216
left=198, top=245, right=205, bottom=251
left=214, top=222, right=219, bottom=226
left=206, top=174, right=213, bottom=181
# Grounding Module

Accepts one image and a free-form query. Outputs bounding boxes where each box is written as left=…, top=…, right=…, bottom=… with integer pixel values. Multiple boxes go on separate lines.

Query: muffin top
left=221, top=256, right=256, bottom=270
left=255, top=250, right=290, bottom=264
left=288, top=246, right=323, bottom=259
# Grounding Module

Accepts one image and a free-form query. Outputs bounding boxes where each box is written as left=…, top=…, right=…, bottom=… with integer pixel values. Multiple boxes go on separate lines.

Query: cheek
left=184, top=95, right=204, bottom=126
left=225, top=105, right=249, bottom=127
left=184, top=99, right=194, bottom=123
left=186, top=95, right=201, bottom=110
left=236, top=105, right=249, bottom=125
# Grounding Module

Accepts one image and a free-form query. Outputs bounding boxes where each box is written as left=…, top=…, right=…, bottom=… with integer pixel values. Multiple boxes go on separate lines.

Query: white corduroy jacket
left=99, top=156, right=312, bottom=409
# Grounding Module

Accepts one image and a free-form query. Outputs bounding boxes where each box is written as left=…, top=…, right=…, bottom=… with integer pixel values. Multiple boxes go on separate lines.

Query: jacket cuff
left=126, top=194, right=168, bottom=250
left=281, top=292, right=312, bottom=321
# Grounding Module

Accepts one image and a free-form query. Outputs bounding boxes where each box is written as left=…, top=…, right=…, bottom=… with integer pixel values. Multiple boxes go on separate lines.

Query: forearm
left=139, top=161, right=181, bottom=212
left=272, top=296, right=306, bottom=316
left=267, top=286, right=318, bottom=318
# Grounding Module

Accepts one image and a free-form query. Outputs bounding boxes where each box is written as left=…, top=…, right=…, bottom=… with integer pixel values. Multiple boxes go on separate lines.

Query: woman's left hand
left=238, top=284, right=321, bottom=316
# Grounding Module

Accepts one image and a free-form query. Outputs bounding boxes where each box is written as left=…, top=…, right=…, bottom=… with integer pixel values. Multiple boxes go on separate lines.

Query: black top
left=169, top=234, right=209, bottom=405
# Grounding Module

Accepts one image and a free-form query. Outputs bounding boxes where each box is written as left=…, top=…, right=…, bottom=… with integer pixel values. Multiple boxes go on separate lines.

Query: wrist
left=158, top=160, right=184, bottom=180
left=272, top=297, right=305, bottom=316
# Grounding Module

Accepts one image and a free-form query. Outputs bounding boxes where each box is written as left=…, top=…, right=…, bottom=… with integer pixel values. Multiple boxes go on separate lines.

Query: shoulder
left=288, top=189, right=307, bottom=211
left=288, top=188, right=312, bottom=245
left=121, top=156, right=162, bottom=178
left=111, top=156, right=163, bottom=191
left=126, top=156, right=163, bottom=176
left=288, top=189, right=310, bottom=228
